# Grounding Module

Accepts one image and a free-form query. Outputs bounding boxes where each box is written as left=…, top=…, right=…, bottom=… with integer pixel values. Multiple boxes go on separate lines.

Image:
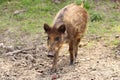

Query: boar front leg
left=51, top=52, right=59, bottom=72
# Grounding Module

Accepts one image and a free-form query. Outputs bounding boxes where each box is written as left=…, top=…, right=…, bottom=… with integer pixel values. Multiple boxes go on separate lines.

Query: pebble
left=115, top=35, right=119, bottom=38
left=51, top=73, right=59, bottom=80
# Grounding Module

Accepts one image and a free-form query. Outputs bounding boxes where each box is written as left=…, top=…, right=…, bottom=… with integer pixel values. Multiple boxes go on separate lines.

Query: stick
left=4, top=47, right=35, bottom=56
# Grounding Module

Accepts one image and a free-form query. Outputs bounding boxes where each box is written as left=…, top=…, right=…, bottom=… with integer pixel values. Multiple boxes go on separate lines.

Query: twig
left=13, top=9, right=27, bottom=15
left=4, top=47, right=35, bottom=56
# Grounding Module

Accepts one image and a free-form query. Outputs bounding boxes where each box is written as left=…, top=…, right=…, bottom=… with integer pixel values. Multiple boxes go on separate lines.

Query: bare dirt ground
left=0, top=28, right=120, bottom=80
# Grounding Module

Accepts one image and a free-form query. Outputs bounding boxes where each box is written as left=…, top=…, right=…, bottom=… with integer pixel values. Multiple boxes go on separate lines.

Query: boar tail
left=80, top=2, right=84, bottom=8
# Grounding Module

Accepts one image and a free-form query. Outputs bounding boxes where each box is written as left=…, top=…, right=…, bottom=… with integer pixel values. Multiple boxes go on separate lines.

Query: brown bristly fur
left=44, top=3, right=88, bottom=72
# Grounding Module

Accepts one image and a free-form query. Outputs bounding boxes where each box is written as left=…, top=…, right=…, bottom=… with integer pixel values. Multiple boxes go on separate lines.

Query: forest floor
left=0, top=27, right=120, bottom=80
left=0, top=0, right=120, bottom=80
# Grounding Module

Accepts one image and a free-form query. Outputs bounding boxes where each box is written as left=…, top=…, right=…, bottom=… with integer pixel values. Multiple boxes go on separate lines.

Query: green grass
left=0, top=0, right=120, bottom=38
left=105, top=39, right=120, bottom=47
left=0, top=0, right=72, bottom=34
left=85, top=41, right=96, bottom=48
left=87, top=1, right=120, bottom=37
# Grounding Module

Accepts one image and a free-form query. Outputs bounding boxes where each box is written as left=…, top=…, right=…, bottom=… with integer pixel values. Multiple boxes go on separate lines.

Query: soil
left=0, top=28, right=120, bottom=80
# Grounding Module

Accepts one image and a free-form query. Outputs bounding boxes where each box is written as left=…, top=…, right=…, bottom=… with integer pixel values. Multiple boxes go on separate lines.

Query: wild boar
left=43, top=3, right=88, bottom=72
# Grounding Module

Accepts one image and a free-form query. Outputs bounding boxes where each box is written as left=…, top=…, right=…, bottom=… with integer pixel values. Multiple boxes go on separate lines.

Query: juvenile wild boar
left=43, top=3, right=88, bottom=72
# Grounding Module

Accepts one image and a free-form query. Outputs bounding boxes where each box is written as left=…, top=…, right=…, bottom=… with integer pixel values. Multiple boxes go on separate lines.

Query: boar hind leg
left=75, top=38, right=81, bottom=58
left=69, top=39, right=81, bottom=65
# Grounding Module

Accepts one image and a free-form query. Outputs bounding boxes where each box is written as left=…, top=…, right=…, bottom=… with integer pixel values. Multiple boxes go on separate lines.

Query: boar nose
left=47, top=51, right=54, bottom=57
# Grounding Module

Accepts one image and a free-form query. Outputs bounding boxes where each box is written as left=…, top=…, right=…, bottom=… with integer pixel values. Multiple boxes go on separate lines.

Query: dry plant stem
left=4, top=47, right=35, bottom=56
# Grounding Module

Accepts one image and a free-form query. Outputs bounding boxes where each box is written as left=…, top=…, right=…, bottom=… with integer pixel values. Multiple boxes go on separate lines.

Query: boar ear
left=44, top=23, right=51, bottom=33
left=58, top=24, right=66, bottom=33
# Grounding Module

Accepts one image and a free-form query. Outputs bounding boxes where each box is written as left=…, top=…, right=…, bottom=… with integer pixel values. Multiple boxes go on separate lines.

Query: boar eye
left=48, top=36, right=50, bottom=40
left=55, top=36, right=60, bottom=41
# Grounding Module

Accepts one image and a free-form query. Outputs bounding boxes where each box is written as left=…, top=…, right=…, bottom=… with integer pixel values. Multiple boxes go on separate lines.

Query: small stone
left=52, top=74, right=57, bottom=80
left=60, top=68, right=63, bottom=71
left=115, top=35, right=119, bottom=38
left=38, top=70, right=44, bottom=73
left=0, top=43, right=4, bottom=47
left=97, top=61, right=99, bottom=63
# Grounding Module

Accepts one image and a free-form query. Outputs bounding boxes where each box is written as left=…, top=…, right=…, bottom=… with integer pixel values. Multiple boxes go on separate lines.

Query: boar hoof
left=51, top=68, right=57, bottom=73
left=70, top=60, right=75, bottom=65
left=70, top=62, right=74, bottom=65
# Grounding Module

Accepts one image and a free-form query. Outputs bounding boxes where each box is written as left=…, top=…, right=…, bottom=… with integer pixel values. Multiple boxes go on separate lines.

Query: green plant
left=75, top=0, right=92, bottom=9
left=90, top=12, right=103, bottom=22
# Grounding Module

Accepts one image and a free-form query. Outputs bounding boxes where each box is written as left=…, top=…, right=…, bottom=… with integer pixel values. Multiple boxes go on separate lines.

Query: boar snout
left=47, top=51, right=54, bottom=57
